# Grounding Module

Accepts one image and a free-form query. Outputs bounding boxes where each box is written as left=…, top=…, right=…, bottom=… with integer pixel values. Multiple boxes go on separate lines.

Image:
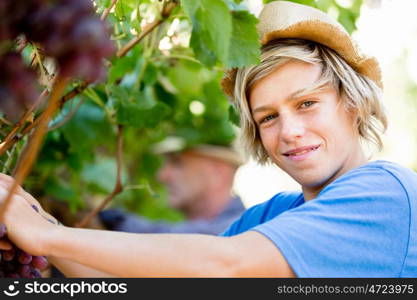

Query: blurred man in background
left=99, top=137, right=246, bottom=235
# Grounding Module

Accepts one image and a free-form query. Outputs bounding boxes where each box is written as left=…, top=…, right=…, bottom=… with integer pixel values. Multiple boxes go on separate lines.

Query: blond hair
left=233, top=39, right=387, bottom=164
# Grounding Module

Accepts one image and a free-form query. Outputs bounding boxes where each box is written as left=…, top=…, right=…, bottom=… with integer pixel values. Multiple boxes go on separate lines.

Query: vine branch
left=59, top=81, right=89, bottom=107
left=0, top=76, right=68, bottom=216
left=47, top=97, right=85, bottom=132
left=101, top=0, right=119, bottom=21
left=117, top=19, right=164, bottom=58
left=116, top=0, right=177, bottom=58
left=0, top=88, right=48, bottom=156
left=0, top=81, right=88, bottom=156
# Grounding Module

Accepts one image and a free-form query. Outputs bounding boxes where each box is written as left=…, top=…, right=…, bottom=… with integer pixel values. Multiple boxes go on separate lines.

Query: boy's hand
left=0, top=173, right=59, bottom=256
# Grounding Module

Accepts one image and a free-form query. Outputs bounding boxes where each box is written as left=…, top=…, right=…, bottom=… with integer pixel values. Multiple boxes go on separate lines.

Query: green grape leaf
left=166, top=60, right=206, bottom=97
left=44, top=177, right=83, bottom=212
left=189, top=29, right=218, bottom=67
left=143, top=63, right=159, bottom=86
left=108, top=54, right=138, bottom=84
left=183, top=0, right=232, bottom=67
left=81, top=158, right=127, bottom=194
left=226, top=10, right=260, bottom=68
left=315, top=0, right=334, bottom=11
left=181, top=0, right=199, bottom=18
left=117, top=101, right=171, bottom=129
left=337, top=6, right=359, bottom=34
left=114, top=86, right=171, bottom=129
left=61, top=103, right=114, bottom=154
left=115, top=0, right=134, bottom=21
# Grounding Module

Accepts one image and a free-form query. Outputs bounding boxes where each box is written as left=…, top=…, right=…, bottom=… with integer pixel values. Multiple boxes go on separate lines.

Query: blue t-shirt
left=222, top=160, right=417, bottom=277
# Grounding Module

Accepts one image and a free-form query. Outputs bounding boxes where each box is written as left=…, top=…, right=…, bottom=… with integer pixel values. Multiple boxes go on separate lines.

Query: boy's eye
left=300, top=100, right=316, bottom=108
left=260, top=114, right=277, bottom=124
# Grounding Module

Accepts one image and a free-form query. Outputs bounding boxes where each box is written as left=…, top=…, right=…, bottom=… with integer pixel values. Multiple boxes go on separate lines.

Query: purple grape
left=70, top=18, right=108, bottom=49
left=3, top=261, right=16, bottom=273
left=17, top=264, right=31, bottom=278
left=18, top=251, right=32, bottom=265
left=2, top=248, right=15, bottom=261
left=29, top=268, right=42, bottom=278
left=22, top=0, right=115, bottom=81
left=62, top=0, right=94, bottom=15
left=31, top=255, right=49, bottom=271
left=23, top=7, right=50, bottom=42
left=7, top=272, right=20, bottom=278
left=0, top=1, right=31, bottom=41
left=0, top=230, right=48, bottom=277
left=1, top=0, right=115, bottom=98
left=0, top=52, right=40, bottom=121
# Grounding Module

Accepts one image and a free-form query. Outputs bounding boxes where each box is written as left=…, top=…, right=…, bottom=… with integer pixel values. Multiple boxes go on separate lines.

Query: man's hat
left=152, top=136, right=244, bottom=167
left=221, top=0, right=382, bottom=98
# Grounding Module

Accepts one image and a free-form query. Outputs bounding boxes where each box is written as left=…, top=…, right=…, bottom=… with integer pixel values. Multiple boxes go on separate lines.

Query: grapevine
left=0, top=0, right=115, bottom=278
left=0, top=0, right=180, bottom=278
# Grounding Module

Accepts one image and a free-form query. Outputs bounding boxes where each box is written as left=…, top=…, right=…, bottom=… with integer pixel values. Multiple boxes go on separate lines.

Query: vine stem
left=0, top=69, right=57, bottom=157
left=75, top=125, right=124, bottom=228
left=116, top=0, right=177, bottom=58
left=47, top=97, right=85, bottom=132
left=101, top=0, right=119, bottom=20
left=116, top=19, right=164, bottom=58
left=59, top=81, right=89, bottom=107
left=0, top=81, right=88, bottom=157
left=0, top=76, right=69, bottom=216
left=0, top=88, right=49, bottom=156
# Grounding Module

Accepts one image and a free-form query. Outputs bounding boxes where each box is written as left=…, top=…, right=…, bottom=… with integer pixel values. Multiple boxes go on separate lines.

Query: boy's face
left=249, top=59, right=366, bottom=200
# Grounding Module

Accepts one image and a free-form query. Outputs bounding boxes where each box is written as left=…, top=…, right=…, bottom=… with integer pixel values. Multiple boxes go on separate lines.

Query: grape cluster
left=0, top=0, right=114, bottom=121
left=0, top=224, right=49, bottom=278
left=0, top=2, right=31, bottom=42
left=23, top=0, right=115, bottom=82
left=0, top=53, right=39, bottom=122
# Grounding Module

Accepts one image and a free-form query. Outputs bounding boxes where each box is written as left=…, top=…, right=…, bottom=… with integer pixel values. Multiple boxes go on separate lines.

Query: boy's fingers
left=0, top=180, right=39, bottom=208
left=0, top=178, right=30, bottom=202
left=0, top=175, right=60, bottom=225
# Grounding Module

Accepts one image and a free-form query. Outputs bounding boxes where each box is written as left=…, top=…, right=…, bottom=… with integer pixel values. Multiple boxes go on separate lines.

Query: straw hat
left=221, top=0, right=382, bottom=98
left=152, top=136, right=244, bottom=167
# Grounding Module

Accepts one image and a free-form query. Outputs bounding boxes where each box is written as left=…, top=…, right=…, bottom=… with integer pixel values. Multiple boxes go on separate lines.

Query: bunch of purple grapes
left=0, top=224, right=49, bottom=278
left=0, top=0, right=114, bottom=121
left=0, top=52, right=39, bottom=122
left=22, top=0, right=115, bottom=82
left=0, top=2, right=31, bottom=42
